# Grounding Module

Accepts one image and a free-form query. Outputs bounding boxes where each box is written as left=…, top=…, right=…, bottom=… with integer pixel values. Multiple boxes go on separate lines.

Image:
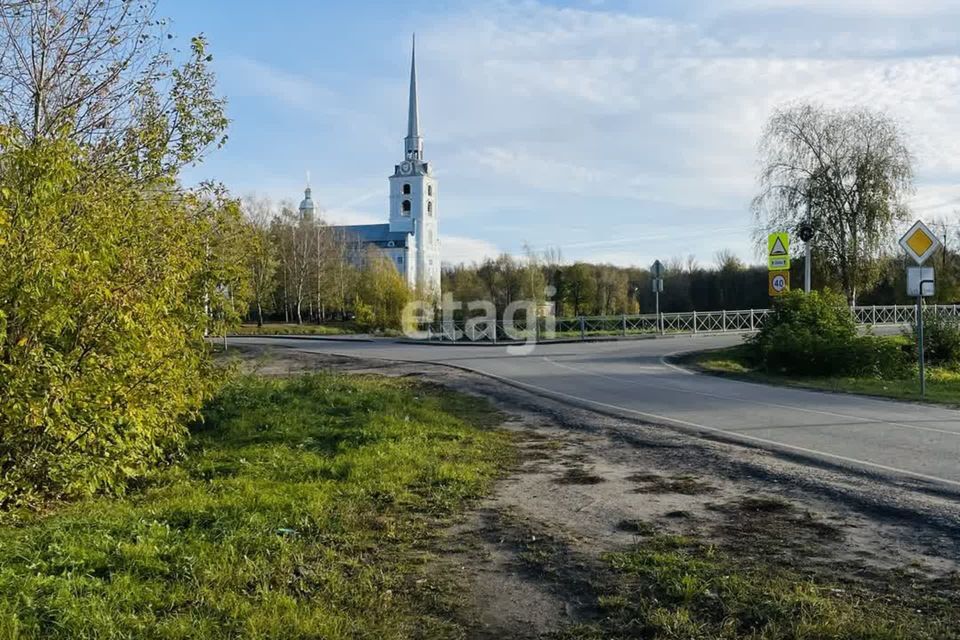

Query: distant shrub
left=751, top=289, right=855, bottom=376
left=846, top=336, right=912, bottom=379
left=751, top=289, right=909, bottom=378
left=353, top=301, right=376, bottom=329
left=909, top=309, right=960, bottom=366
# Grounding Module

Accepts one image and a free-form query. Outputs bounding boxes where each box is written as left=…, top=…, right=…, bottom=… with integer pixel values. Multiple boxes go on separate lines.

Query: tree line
left=242, top=196, right=410, bottom=330
left=442, top=240, right=960, bottom=320
left=443, top=251, right=775, bottom=318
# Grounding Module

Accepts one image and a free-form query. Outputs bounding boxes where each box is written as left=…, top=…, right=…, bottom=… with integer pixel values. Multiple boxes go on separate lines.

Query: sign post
left=767, top=232, right=790, bottom=298
left=799, top=201, right=815, bottom=293
left=651, top=260, right=664, bottom=335
left=899, top=221, right=941, bottom=398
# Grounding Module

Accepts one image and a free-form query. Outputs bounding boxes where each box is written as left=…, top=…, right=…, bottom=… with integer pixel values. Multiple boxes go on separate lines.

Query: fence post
left=579, top=316, right=585, bottom=341
left=492, top=321, right=497, bottom=345
left=750, top=309, right=755, bottom=331
left=722, top=309, right=727, bottom=332
left=622, top=314, right=627, bottom=336
left=872, top=305, right=876, bottom=325
left=692, top=310, right=698, bottom=333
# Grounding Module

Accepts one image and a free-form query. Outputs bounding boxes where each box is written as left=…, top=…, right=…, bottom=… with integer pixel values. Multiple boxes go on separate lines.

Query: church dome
left=299, top=186, right=315, bottom=218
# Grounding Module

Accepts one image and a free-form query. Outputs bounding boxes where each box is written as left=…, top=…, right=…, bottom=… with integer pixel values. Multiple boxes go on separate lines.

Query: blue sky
left=170, top=0, right=960, bottom=267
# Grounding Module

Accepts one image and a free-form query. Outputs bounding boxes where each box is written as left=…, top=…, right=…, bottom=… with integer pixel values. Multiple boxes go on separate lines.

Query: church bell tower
left=389, top=35, right=440, bottom=296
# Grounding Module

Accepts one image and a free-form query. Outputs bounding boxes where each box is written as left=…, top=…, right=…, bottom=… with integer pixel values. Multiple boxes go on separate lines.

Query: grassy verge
left=0, top=373, right=510, bottom=639
left=586, top=532, right=958, bottom=639
left=509, top=496, right=959, bottom=640
left=681, top=344, right=960, bottom=406
left=230, top=322, right=359, bottom=336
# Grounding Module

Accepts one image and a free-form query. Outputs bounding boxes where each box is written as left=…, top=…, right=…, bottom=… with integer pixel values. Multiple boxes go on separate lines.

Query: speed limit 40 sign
left=768, top=271, right=789, bottom=296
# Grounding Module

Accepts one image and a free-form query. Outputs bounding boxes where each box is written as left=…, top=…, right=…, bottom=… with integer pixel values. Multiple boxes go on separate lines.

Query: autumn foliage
left=0, top=2, right=245, bottom=509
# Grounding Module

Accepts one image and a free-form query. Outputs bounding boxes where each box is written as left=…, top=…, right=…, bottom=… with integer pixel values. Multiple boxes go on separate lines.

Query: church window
left=427, top=185, right=433, bottom=196
left=387, top=240, right=395, bottom=247
left=403, top=183, right=411, bottom=195
left=402, top=200, right=411, bottom=214
left=427, top=201, right=433, bottom=214
left=397, top=256, right=404, bottom=264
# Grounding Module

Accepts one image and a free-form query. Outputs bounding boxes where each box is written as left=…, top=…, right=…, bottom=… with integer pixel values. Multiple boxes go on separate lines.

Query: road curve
left=228, top=334, right=960, bottom=492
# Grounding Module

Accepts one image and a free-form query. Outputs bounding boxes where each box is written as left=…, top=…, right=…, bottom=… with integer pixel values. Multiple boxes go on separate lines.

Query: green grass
left=684, top=344, right=960, bottom=406
left=0, top=373, right=510, bottom=639
left=230, top=322, right=359, bottom=336
left=582, top=533, right=958, bottom=639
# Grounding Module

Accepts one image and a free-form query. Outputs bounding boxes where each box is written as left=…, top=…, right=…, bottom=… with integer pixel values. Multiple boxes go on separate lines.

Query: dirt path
left=228, top=346, right=960, bottom=638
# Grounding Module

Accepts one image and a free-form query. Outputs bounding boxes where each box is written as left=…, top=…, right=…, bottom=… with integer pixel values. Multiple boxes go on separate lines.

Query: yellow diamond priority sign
left=899, top=220, right=940, bottom=265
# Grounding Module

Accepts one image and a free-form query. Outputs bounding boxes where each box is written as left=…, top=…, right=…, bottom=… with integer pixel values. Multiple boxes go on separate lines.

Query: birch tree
left=752, top=104, right=913, bottom=304
left=242, top=195, right=277, bottom=327
left=0, top=0, right=227, bottom=177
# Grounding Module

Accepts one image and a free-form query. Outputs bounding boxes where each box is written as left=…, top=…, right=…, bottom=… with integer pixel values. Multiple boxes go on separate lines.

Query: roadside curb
left=226, top=334, right=377, bottom=343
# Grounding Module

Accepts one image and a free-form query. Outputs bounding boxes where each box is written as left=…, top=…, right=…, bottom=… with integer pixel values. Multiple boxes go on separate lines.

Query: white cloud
left=909, top=184, right=960, bottom=220
left=411, top=0, right=960, bottom=266
left=222, top=56, right=339, bottom=112
left=723, top=0, right=958, bottom=16
left=441, top=235, right=501, bottom=266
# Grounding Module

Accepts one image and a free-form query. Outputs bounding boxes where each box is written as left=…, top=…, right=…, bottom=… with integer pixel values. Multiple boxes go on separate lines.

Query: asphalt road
left=228, top=334, right=960, bottom=492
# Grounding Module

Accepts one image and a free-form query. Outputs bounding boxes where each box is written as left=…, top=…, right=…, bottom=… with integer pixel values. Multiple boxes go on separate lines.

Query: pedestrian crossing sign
left=767, top=232, right=790, bottom=271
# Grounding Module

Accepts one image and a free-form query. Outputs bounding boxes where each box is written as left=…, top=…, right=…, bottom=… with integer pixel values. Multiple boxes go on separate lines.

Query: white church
left=297, top=37, right=441, bottom=296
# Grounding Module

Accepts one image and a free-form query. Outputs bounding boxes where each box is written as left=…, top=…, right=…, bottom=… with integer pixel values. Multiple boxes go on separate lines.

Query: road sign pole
left=655, top=289, right=661, bottom=335
left=650, top=262, right=664, bottom=336
left=899, top=221, right=941, bottom=398
left=803, top=196, right=812, bottom=293
left=917, top=293, right=925, bottom=398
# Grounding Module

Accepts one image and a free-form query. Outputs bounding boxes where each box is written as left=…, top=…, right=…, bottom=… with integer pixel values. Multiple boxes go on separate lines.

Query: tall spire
left=404, top=34, right=423, bottom=160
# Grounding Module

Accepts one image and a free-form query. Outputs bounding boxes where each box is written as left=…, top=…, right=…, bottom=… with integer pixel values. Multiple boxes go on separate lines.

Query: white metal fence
left=420, top=304, right=960, bottom=342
